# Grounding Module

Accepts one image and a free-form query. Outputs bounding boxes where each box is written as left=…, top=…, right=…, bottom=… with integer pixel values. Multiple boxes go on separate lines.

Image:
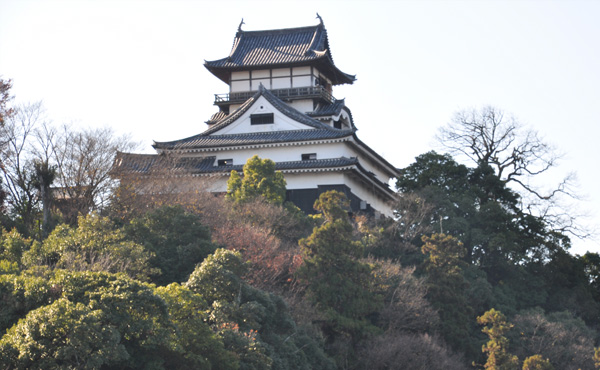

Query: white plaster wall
left=207, top=142, right=345, bottom=165
left=251, top=78, right=271, bottom=89
left=286, top=172, right=394, bottom=216
left=292, top=75, right=311, bottom=88
left=253, top=70, right=270, bottom=78
left=272, top=68, right=290, bottom=77
left=229, top=68, right=317, bottom=93
left=231, top=71, right=249, bottom=80
left=284, top=172, right=346, bottom=189
left=340, top=174, right=394, bottom=217
left=293, top=66, right=311, bottom=75
left=213, top=96, right=317, bottom=135
left=289, top=99, right=313, bottom=113
left=231, top=80, right=250, bottom=92
left=203, top=139, right=392, bottom=184
left=272, top=77, right=291, bottom=89
left=194, top=170, right=393, bottom=216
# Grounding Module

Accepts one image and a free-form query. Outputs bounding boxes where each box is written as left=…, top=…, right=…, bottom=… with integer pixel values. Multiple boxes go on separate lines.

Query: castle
left=114, top=17, right=400, bottom=216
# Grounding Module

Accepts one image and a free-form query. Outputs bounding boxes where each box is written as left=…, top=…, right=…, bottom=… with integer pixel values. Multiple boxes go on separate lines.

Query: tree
left=32, top=160, right=56, bottom=236
left=186, top=248, right=335, bottom=370
left=297, top=191, right=381, bottom=344
left=52, top=270, right=180, bottom=369
left=477, top=308, right=520, bottom=370
left=0, top=78, right=13, bottom=220
left=0, top=78, right=14, bottom=126
left=226, top=155, right=286, bottom=205
left=368, top=257, right=439, bottom=333
left=52, top=125, right=137, bottom=221
left=436, top=106, right=584, bottom=238
left=398, top=151, right=570, bottom=285
left=0, top=298, right=128, bottom=369
left=581, top=252, right=600, bottom=301
left=0, top=272, right=55, bottom=333
left=421, top=233, right=475, bottom=356
left=25, top=214, right=157, bottom=281
left=125, top=205, right=216, bottom=285
left=0, top=103, right=134, bottom=234
left=0, top=228, right=31, bottom=265
left=522, top=355, right=554, bottom=370
left=186, top=248, right=247, bottom=304
left=154, top=283, right=238, bottom=369
left=594, top=347, right=599, bottom=369
left=0, top=102, right=50, bottom=235
left=357, top=332, right=467, bottom=370
left=510, top=308, right=596, bottom=370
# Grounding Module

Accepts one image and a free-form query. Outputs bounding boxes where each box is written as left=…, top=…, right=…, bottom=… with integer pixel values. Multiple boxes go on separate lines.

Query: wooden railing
left=214, top=86, right=335, bottom=105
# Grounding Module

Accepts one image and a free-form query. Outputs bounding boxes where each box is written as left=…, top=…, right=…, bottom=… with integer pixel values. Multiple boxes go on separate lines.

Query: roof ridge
left=209, top=127, right=352, bottom=138
left=236, top=24, right=320, bottom=36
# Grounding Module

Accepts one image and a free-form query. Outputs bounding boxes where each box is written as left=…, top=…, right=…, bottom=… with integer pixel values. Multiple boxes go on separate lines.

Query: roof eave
left=204, top=56, right=355, bottom=86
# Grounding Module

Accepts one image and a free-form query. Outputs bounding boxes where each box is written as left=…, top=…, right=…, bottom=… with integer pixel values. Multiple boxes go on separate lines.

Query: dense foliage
left=226, top=155, right=287, bottom=205
left=0, top=83, right=598, bottom=369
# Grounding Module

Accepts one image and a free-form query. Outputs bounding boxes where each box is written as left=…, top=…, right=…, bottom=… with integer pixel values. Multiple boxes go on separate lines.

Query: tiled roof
left=113, top=153, right=396, bottom=199
left=153, top=128, right=353, bottom=150
left=112, top=152, right=217, bottom=175
left=206, top=111, right=227, bottom=125
left=154, top=86, right=354, bottom=150
left=307, top=99, right=346, bottom=117
left=204, top=20, right=355, bottom=85
left=115, top=154, right=358, bottom=176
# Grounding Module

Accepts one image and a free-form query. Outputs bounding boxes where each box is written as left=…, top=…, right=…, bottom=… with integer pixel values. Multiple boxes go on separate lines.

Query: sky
left=1, top=0, right=599, bottom=254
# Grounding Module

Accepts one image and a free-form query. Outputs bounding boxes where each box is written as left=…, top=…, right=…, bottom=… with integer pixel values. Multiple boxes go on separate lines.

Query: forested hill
left=0, top=154, right=597, bottom=369
left=1, top=81, right=599, bottom=368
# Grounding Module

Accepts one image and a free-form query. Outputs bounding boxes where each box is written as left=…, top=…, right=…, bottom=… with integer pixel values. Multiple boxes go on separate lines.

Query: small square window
left=250, top=113, right=274, bottom=125
left=218, top=159, right=233, bottom=166
left=301, top=153, right=317, bottom=161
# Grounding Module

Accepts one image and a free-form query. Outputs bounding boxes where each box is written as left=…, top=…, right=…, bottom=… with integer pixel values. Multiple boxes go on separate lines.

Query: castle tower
left=114, top=18, right=399, bottom=216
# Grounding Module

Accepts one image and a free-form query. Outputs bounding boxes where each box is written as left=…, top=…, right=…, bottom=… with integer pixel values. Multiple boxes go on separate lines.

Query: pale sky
left=1, top=0, right=598, bottom=254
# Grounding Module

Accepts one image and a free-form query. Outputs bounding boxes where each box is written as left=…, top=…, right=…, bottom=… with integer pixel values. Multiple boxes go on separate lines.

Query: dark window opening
left=250, top=113, right=274, bottom=125
left=334, top=120, right=342, bottom=129
left=218, top=159, right=233, bottom=166
left=302, top=153, right=317, bottom=161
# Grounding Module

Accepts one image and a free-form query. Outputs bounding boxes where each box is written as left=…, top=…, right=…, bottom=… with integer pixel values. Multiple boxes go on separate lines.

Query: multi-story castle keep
left=114, top=17, right=400, bottom=216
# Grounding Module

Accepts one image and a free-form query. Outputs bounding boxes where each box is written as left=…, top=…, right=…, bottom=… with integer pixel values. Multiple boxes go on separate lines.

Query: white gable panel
left=212, top=95, right=317, bottom=135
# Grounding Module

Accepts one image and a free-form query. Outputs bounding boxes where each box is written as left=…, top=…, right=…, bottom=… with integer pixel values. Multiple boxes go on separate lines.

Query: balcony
left=214, top=86, right=335, bottom=106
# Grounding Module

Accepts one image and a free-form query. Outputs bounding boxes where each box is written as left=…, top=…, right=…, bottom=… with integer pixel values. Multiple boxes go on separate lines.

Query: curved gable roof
left=153, top=85, right=355, bottom=150
left=205, top=20, right=355, bottom=85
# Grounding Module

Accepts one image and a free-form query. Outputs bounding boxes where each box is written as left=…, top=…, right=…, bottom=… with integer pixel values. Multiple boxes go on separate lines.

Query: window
left=218, top=159, right=233, bottom=166
left=302, top=153, right=317, bottom=161
left=250, top=113, right=274, bottom=125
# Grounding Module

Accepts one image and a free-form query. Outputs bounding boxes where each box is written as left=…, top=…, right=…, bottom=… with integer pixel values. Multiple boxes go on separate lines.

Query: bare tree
left=109, top=151, right=224, bottom=221
left=368, top=257, right=439, bottom=333
left=0, top=78, right=14, bottom=127
left=357, top=332, right=467, bottom=370
left=1, top=101, right=138, bottom=231
left=0, top=102, right=51, bottom=232
left=52, top=125, right=137, bottom=220
left=437, top=106, right=587, bottom=238
left=511, top=309, right=597, bottom=370
left=392, top=192, right=435, bottom=249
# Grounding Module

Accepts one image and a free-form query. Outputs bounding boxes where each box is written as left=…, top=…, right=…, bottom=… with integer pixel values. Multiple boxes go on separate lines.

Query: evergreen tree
left=226, top=155, right=286, bottom=205
left=421, top=233, right=475, bottom=356
left=297, top=191, right=381, bottom=341
left=521, top=355, right=554, bottom=370
left=125, top=205, right=216, bottom=285
left=477, top=308, right=520, bottom=370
